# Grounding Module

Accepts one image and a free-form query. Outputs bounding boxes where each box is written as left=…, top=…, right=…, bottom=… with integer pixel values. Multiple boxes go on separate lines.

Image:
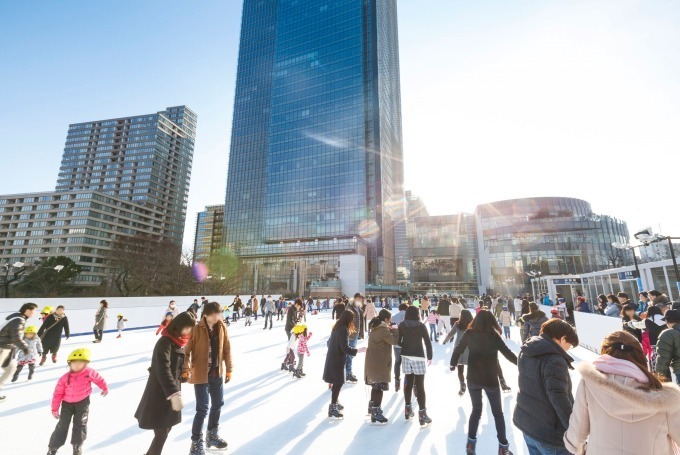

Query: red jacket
left=51, top=367, right=108, bottom=413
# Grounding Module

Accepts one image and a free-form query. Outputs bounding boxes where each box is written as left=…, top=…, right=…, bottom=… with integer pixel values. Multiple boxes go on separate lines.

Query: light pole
left=633, top=229, right=680, bottom=294
left=612, top=242, right=643, bottom=294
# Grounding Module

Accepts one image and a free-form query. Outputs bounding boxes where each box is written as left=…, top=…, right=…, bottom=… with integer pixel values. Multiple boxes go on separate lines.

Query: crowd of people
left=1, top=288, right=680, bottom=454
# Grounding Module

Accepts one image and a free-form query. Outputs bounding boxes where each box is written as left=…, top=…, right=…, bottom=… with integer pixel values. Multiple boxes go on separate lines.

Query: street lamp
left=612, top=242, right=643, bottom=293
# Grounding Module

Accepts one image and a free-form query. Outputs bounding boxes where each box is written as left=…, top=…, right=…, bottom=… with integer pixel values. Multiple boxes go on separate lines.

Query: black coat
left=135, top=336, right=185, bottom=430
left=332, top=303, right=345, bottom=320
left=450, top=330, right=517, bottom=386
left=322, top=328, right=357, bottom=385
left=398, top=320, right=433, bottom=360
left=285, top=306, right=298, bottom=332
left=513, top=334, right=574, bottom=447
left=0, top=313, right=28, bottom=353
left=38, top=314, right=70, bottom=350
left=521, top=311, right=548, bottom=339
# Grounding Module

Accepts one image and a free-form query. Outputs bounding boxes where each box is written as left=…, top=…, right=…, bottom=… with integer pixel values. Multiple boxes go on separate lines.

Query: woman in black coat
left=322, top=309, right=365, bottom=418
left=37, top=306, right=70, bottom=364
left=135, top=312, right=195, bottom=455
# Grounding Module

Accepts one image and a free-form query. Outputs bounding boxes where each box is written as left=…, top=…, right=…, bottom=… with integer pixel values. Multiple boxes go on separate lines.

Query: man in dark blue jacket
left=513, top=319, right=578, bottom=454
left=0, top=302, right=38, bottom=401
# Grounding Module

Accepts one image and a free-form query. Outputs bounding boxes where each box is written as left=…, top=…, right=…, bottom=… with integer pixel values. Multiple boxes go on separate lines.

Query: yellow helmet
left=117, top=314, right=124, bottom=318
left=41, top=306, right=53, bottom=315
left=292, top=323, right=307, bottom=335
left=24, top=325, right=38, bottom=335
left=67, top=348, right=92, bottom=363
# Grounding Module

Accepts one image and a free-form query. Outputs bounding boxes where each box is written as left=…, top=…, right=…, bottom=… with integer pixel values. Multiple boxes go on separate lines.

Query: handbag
left=39, top=317, right=61, bottom=341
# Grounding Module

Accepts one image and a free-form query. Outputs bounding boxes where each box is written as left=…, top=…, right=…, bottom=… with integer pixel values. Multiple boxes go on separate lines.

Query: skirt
left=402, top=357, right=427, bottom=375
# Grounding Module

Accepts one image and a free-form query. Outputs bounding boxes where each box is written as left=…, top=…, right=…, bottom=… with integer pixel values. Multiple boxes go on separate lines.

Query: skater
left=276, top=298, right=285, bottom=321
left=426, top=310, right=441, bottom=342
left=322, top=309, right=366, bottom=418
left=364, top=309, right=398, bottom=424
left=11, top=325, right=42, bottom=382
left=345, top=294, right=365, bottom=382
left=0, top=302, right=37, bottom=401
left=500, top=306, right=512, bottom=339
left=263, top=297, right=275, bottom=330
left=656, top=309, right=680, bottom=384
left=391, top=303, right=408, bottom=392
left=449, top=297, right=464, bottom=329
left=222, top=305, right=231, bottom=325
left=293, top=323, right=312, bottom=378
left=420, top=295, right=430, bottom=320
left=364, top=298, right=378, bottom=329
left=285, top=299, right=302, bottom=340
left=446, top=309, right=474, bottom=396
left=165, top=300, right=179, bottom=318
left=38, top=305, right=70, bottom=365
left=41, top=306, right=54, bottom=322
left=156, top=313, right=174, bottom=335
left=252, top=295, right=259, bottom=321
left=188, top=299, right=200, bottom=314
left=282, top=330, right=297, bottom=373
left=243, top=303, right=253, bottom=326
left=513, top=319, right=578, bottom=455
left=450, top=310, right=518, bottom=455
left=136, top=312, right=195, bottom=455
left=116, top=314, right=128, bottom=338
left=47, top=348, right=108, bottom=455
left=92, top=300, right=108, bottom=343
left=398, top=306, right=433, bottom=426
left=520, top=302, right=548, bottom=342
left=564, top=330, right=680, bottom=454
left=332, top=298, right=346, bottom=320
left=183, top=302, right=232, bottom=453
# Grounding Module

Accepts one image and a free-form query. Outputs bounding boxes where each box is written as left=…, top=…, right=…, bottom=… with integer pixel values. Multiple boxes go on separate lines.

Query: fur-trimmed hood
left=578, top=362, right=680, bottom=422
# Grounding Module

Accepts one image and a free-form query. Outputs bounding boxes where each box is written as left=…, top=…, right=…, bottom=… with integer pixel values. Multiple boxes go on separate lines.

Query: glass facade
left=475, top=197, right=631, bottom=293
left=57, top=106, right=196, bottom=245
left=224, top=0, right=404, bottom=294
left=409, top=214, right=480, bottom=296
left=193, top=205, right=225, bottom=263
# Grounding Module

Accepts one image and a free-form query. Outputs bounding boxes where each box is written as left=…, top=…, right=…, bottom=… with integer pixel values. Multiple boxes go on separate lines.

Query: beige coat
left=183, top=318, right=233, bottom=384
left=564, top=362, right=680, bottom=455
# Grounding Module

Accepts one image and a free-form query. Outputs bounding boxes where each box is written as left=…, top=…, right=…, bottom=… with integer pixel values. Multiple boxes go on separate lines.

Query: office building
left=0, top=191, right=164, bottom=286
left=193, top=205, right=225, bottom=263
left=57, top=106, right=197, bottom=245
left=223, top=0, right=404, bottom=295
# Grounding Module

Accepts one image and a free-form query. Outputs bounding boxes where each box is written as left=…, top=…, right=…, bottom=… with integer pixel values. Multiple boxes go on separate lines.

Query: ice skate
left=40, top=356, right=46, bottom=366
left=189, top=438, right=206, bottom=455
left=418, top=408, right=432, bottom=427
left=345, top=373, right=358, bottom=383
left=370, top=407, right=388, bottom=424
left=292, top=369, right=302, bottom=379
left=466, top=438, right=477, bottom=454
left=328, top=403, right=343, bottom=419
left=404, top=404, right=414, bottom=421
left=498, top=443, right=513, bottom=455
left=206, top=427, right=228, bottom=449
left=394, top=378, right=400, bottom=392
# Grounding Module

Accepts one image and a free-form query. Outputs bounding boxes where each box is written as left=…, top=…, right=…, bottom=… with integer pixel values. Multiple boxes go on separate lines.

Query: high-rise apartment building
left=193, top=205, right=225, bottom=263
left=57, top=106, right=197, bottom=245
left=223, top=0, right=404, bottom=294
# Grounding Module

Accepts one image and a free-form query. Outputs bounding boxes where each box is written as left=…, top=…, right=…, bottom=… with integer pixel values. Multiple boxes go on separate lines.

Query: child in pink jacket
left=47, top=348, right=108, bottom=455
left=426, top=310, right=441, bottom=342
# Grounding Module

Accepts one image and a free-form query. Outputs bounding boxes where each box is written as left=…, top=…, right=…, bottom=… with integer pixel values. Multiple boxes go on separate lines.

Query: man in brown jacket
left=184, top=302, right=233, bottom=453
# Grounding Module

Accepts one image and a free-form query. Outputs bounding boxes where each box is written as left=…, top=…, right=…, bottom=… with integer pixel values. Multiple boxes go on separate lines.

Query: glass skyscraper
left=57, top=106, right=197, bottom=245
left=224, top=0, right=404, bottom=294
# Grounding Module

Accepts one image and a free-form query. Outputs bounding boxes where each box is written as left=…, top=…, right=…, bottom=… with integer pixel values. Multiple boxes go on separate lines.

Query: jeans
left=468, top=383, right=507, bottom=445
left=345, top=338, right=358, bottom=375
left=192, top=376, right=224, bottom=441
left=429, top=323, right=438, bottom=341
left=503, top=326, right=511, bottom=338
left=0, top=348, right=17, bottom=390
left=264, top=312, right=274, bottom=329
left=393, top=347, right=402, bottom=381
left=524, top=434, right=573, bottom=455
left=48, top=397, right=90, bottom=448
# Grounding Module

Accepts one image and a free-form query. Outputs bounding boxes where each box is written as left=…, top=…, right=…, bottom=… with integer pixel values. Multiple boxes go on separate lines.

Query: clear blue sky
left=2, top=1, right=680, bottom=250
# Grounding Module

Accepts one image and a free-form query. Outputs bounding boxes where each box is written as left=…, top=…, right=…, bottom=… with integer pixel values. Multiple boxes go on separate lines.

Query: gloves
left=52, top=411, right=60, bottom=419
left=181, top=372, right=189, bottom=383
left=225, top=372, right=232, bottom=383
left=101, top=390, right=108, bottom=397
left=169, top=393, right=183, bottom=411
left=450, top=365, right=457, bottom=371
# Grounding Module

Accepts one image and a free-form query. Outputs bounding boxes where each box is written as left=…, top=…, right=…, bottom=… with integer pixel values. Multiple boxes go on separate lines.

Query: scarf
left=593, top=354, right=649, bottom=384
left=162, top=326, right=190, bottom=348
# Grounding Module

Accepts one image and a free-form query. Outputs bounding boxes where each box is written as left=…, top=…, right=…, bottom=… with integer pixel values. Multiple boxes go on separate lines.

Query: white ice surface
left=0, top=312, right=595, bottom=454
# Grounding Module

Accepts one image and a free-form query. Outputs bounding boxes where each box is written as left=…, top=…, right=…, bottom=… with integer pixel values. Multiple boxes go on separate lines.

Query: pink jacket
left=297, top=333, right=312, bottom=356
left=51, top=367, right=108, bottom=413
left=426, top=313, right=440, bottom=325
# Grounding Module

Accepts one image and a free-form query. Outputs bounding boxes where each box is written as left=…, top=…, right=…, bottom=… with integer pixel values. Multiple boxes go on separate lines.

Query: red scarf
left=162, top=327, right=190, bottom=348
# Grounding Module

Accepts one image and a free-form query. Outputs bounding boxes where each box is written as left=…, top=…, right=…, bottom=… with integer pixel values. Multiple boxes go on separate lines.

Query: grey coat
left=93, top=307, right=107, bottom=331
left=452, top=326, right=469, bottom=365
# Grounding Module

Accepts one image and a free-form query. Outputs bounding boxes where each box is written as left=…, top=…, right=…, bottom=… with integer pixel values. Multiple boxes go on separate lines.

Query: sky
left=1, top=0, right=679, bottom=250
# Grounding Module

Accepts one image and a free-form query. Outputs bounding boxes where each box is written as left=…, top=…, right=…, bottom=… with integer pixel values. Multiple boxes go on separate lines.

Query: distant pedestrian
left=92, top=300, right=108, bottom=343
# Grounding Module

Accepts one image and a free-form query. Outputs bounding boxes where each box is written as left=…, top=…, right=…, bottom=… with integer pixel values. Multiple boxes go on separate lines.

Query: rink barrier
left=538, top=304, right=622, bottom=353
left=0, top=295, right=247, bottom=338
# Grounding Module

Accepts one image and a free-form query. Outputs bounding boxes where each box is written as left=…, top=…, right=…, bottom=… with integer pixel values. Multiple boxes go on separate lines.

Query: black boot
left=292, top=369, right=302, bottom=379
left=367, top=400, right=374, bottom=416
left=405, top=404, right=415, bottom=421
left=280, top=362, right=287, bottom=371
left=466, top=438, right=477, bottom=454
left=419, top=408, right=432, bottom=426
left=72, top=444, right=82, bottom=455
left=28, top=365, right=35, bottom=380
left=328, top=403, right=343, bottom=419
left=458, top=382, right=467, bottom=397
left=206, top=427, right=228, bottom=449
left=11, top=364, right=23, bottom=382
left=370, top=406, right=388, bottom=424
left=498, top=443, right=513, bottom=455
left=190, top=438, right=206, bottom=455
left=500, top=379, right=511, bottom=392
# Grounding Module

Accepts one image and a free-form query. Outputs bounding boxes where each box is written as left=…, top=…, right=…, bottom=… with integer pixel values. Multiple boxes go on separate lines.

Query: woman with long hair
left=450, top=310, right=518, bottom=455
left=364, top=309, right=398, bottom=423
left=604, top=293, right=621, bottom=317
left=443, top=309, right=474, bottom=396
left=135, top=312, right=196, bottom=455
left=323, top=309, right=366, bottom=418
left=564, top=330, right=680, bottom=454
left=596, top=294, right=607, bottom=315
left=398, top=306, right=433, bottom=426
left=621, top=303, right=642, bottom=343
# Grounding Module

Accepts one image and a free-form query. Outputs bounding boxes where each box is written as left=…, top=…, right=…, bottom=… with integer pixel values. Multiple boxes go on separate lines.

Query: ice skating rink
left=0, top=311, right=595, bottom=454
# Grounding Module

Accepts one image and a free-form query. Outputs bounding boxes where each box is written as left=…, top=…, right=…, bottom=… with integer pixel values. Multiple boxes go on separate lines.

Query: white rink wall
left=0, top=295, right=252, bottom=336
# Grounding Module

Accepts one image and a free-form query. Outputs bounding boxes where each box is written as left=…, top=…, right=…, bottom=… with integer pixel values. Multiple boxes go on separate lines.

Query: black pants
left=370, top=388, right=384, bottom=407
left=468, top=383, right=507, bottom=445
left=393, top=347, right=402, bottom=381
left=331, top=383, right=342, bottom=404
left=497, top=361, right=505, bottom=381
left=146, top=428, right=171, bottom=455
left=93, top=330, right=103, bottom=341
left=43, top=343, right=61, bottom=355
left=12, top=363, right=34, bottom=381
left=403, top=374, right=426, bottom=409
left=48, top=397, right=90, bottom=448
left=458, top=364, right=465, bottom=383
left=450, top=317, right=458, bottom=327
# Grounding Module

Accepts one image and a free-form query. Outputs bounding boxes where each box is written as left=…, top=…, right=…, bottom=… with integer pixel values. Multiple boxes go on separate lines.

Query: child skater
left=281, top=330, right=298, bottom=373
left=11, top=325, right=42, bottom=382
left=426, top=310, right=441, bottom=342
left=47, top=348, right=108, bottom=455
left=244, top=303, right=253, bottom=327
left=222, top=305, right=231, bottom=326
left=156, top=312, right=174, bottom=336
left=116, top=314, right=128, bottom=338
left=293, top=323, right=312, bottom=378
